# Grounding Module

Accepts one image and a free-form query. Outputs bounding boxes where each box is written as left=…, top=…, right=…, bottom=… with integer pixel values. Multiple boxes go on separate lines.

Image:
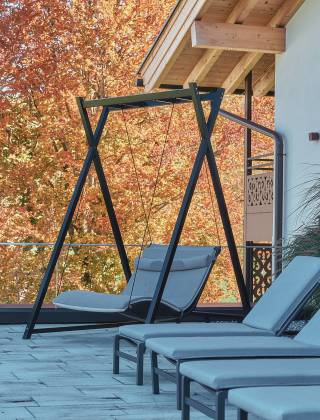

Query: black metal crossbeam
left=82, top=89, right=214, bottom=110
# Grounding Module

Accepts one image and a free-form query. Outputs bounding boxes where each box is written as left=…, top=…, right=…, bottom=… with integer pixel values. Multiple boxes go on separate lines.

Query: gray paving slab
left=0, top=407, right=34, bottom=419
left=0, top=325, right=241, bottom=419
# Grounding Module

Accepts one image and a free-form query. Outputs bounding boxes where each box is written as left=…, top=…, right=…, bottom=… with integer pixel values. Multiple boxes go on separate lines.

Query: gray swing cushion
left=124, top=244, right=219, bottom=312
left=125, top=265, right=213, bottom=312
left=179, top=358, right=320, bottom=390
left=140, top=244, right=217, bottom=260
left=53, top=290, right=164, bottom=313
left=53, top=290, right=133, bottom=312
left=134, top=254, right=212, bottom=271
left=242, top=256, right=320, bottom=333
left=53, top=244, right=219, bottom=313
left=228, top=386, right=320, bottom=420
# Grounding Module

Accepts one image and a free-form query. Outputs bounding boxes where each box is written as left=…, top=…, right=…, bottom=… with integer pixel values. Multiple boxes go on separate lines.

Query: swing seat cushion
left=179, top=358, right=320, bottom=390
left=228, top=386, right=320, bottom=420
left=53, top=290, right=135, bottom=313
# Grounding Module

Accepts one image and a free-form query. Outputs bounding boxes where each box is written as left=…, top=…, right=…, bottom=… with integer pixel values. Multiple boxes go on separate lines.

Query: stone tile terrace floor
left=0, top=325, right=258, bottom=420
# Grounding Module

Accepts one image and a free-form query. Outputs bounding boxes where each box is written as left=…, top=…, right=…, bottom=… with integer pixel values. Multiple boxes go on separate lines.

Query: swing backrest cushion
left=123, top=244, right=220, bottom=312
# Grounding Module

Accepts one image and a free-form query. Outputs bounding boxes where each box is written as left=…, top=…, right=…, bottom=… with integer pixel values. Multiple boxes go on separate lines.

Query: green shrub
left=283, top=174, right=320, bottom=319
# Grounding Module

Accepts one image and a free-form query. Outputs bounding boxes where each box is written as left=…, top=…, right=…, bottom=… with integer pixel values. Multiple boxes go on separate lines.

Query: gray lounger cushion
left=179, top=358, right=320, bottom=390
left=119, top=255, right=320, bottom=340
left=146, top=335, right=320, bottom=359
left=242, top=256, right=320, bottom=333
left=293, top=307, right=320, bottom=347
left=146, top=306, right=320, bottom=360
left=228, top=386, right=320, bottom=420
left=119, top=322, right=274, bottom=341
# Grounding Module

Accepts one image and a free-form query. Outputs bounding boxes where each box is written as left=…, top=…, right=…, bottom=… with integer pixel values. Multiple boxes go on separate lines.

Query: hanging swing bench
left=23, top=83, right=250, bottom=339
left=54, top=244, right=220, bottom=317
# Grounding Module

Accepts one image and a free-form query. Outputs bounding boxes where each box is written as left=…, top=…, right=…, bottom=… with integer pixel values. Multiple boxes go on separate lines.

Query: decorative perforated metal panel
left=251, top=245, right=272, bottom=301
left=247, top=173, right=273, bottom=210
left=246, top=172, right=274, bottom=242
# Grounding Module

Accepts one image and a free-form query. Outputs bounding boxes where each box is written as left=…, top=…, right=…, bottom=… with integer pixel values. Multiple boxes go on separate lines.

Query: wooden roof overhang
left=137, top=0, right=305, bottom=95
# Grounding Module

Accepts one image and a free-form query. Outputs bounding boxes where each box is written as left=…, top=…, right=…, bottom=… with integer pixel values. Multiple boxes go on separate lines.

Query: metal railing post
left=218, top=109, right=284, bottom=278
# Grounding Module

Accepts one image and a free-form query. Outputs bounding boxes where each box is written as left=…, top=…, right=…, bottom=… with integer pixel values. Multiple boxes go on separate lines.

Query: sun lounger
left=147, top=307, right=320, bottom=409
left=180, top=358, right=320, bottom=420
left=114, top=256, right=320, bottom=386
left=228, top=385, right=320, bottom=420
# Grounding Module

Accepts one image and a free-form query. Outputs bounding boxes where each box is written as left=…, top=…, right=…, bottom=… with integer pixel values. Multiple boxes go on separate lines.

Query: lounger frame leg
left=151, top=351, right=160, bottom=394
left=136, top=342, right=145, bottom=385
left=113, top=333, right=120, bottom=374
left=113, top=334, right=146, bottom=385
left=182, top=376, right=228, bottom=420
left=150, top=353, right=182, bottom=407
left=182, top=376, right=190, bottom=420
left=150, top=352, right=183, bottom=409
left=216, top=391, right=227, bottom=420
left=176, top=361, right=182, bottom=410
left=237, top=409, right=248, bottom=420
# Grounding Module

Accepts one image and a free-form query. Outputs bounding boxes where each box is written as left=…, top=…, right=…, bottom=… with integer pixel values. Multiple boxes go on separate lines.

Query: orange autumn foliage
left=0, top=0, right=274, bottom=305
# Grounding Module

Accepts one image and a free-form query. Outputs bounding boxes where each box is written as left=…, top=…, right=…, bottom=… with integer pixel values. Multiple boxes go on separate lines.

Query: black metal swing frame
left=23, top=82, right=250, bottom=340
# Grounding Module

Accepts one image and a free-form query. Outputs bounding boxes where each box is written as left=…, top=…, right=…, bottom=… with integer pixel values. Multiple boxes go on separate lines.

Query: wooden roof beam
left=142, top=0, right=209, bottom=92
left=183, top=0, right=259, bottom=88
left=222, top=0, right=305, bottom=94
left=253, top=63, right=275, bottom=97
left=191, top=22, right=286, bottom=54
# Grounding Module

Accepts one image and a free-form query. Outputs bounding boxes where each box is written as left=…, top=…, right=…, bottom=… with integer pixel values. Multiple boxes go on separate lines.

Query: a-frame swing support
left=23, top=83, right=250, bottom=339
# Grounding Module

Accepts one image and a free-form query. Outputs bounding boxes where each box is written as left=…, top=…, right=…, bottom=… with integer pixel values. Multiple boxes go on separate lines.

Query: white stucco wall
left=275, top=0, right=320, bottom=240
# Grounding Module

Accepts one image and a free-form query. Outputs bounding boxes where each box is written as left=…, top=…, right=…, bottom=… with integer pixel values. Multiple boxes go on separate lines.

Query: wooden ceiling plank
left=191, top=21, right=286, bottom=54
left=223, top=52, right=263, bottom=93
left=222, top=0, right=305, bottom=94
left=183, top=0, right=259, bottom=87
left=253, top=63, right=275, bottom=96
left=269, top=0, right=305, bottom=27
left=227, top=0, right=260, bottom=24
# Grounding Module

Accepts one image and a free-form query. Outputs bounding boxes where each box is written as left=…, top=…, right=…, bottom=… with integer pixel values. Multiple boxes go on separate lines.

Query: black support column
left=244, top=72, right=253, bottom=303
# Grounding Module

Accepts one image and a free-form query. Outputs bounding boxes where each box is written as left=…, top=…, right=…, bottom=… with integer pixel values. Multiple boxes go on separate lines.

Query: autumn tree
left=0, top=0, right=274, bottom=305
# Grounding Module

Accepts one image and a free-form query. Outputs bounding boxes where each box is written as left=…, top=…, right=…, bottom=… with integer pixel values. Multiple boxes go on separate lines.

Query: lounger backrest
left=294, top=308, right=320, bottom=346
left=123, top=244, right=220, bottom=312
left=243, top=256, right=320, bottom=334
